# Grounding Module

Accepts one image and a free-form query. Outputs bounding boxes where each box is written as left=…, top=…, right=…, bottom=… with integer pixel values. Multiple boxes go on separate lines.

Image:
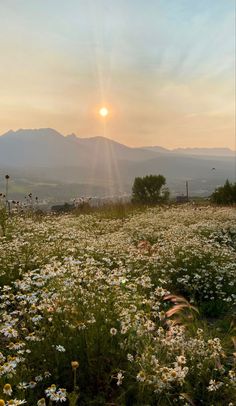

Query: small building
left=176, top=195, right=188, bottom=203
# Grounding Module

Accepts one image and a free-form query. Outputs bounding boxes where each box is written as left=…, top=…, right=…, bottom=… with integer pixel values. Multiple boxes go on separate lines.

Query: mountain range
left=0, top=128, right=235, bottom=201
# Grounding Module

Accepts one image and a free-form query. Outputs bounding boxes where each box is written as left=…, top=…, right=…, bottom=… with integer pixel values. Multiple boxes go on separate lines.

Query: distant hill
left=144, top=145, right=235, bottom=157
left=172, top=147, right=235, bottom=156
left=0, top=128, right=235, bottom=200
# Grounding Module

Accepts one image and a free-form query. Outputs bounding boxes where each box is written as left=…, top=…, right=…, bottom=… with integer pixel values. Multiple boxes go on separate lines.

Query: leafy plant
left=132, top=174, right=169, bottom=204
left=211, top=179, right=236, bottom=205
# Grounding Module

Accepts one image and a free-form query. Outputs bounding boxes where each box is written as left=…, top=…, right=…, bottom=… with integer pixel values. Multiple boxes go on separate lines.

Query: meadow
left=0, top=205, right=235, bottom=405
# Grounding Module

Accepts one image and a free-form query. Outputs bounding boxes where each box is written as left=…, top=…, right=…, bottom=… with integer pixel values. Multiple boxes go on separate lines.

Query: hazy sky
left=0, top=0, right=235, bottom=148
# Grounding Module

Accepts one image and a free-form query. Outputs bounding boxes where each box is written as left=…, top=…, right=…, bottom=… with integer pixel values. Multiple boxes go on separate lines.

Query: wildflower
left=0, top=328, right=18, bottom=338
left=71, top=361, right=79, bottom=370
left=55, top=345, right=66, bottom=352
left=207, top=379, right=223, bottom=392
left=155, top=287, right=166, bottom=297
left=0, top=353, right=5, bottom=362
left=0, top=400, right=5, bottom=406
left=35, top=375, right=43, bottom=382
left=45, top=384, right=57, bottom=397
left=229, top=370, right=236, bottom=381
left=57, top=388, right=67, bottom=402
left=110, top=328, right=117, bottom=336
left=137, top=371, right=146, bottom=382
left=37, top=399, right=46, bottom=406
left=127, top=353, right=134, bottom=362
left=170, top=370, right=178, bottom=378
left=121, top=325, right=128, bottom=334
left=116, top=371, right=124, bottom=386
left=28, top=381, right=37, bottom=388
left=146, top=320, right=155, bottom=331
left=159, top=311, right=166, bottom=320
left=176, top=355, right=186, bottom=365
left=45, top=385, right=67, bottom=403
left=17, top=382, right=28, bottom=390
left=3, top=383, right=12, bottom=396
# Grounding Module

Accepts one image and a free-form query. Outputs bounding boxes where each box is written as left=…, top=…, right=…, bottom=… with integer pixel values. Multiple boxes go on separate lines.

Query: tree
left=131, top=174, right=169, bottom=204
left=211, top=180, right=236, bottom=205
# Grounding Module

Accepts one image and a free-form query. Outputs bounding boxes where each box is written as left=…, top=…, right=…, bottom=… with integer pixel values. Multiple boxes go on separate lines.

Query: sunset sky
left=0, top=0, right=235, bottom=148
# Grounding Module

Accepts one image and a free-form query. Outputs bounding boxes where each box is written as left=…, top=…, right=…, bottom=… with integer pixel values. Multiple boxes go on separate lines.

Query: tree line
left=132, top=175, right=236, bottom=205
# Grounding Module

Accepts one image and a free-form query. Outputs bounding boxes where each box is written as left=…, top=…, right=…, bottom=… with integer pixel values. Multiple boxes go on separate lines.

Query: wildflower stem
left=73, top=368, right=77, bottom=391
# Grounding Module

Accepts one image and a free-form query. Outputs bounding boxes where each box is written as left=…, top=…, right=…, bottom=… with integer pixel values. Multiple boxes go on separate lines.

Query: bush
left=211, top=180, right=236, bottom=205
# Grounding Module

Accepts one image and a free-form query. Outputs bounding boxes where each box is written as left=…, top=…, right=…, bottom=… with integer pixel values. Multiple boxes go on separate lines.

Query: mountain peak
left=67, top=133, right=79, bottom=139
left=1, top=128, right=64, bottom=139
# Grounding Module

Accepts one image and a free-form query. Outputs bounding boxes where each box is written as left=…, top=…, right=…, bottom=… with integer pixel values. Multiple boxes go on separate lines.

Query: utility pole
left=186, top=181, right=189, bottom=201
left=5, top=174, right=10, bottom=213
left=5, top=174, right=9, bottom=201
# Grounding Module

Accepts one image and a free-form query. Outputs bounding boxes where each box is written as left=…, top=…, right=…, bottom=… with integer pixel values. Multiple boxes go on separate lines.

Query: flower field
left=0, top=205, right=235, bottom=405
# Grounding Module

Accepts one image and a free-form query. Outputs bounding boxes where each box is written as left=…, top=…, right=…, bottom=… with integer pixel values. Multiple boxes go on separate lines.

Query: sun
left=99, top=107, right=109, bottom=117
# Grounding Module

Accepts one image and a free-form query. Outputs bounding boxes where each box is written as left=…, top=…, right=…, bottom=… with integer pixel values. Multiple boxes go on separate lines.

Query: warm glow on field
left=99, top=107, right=109, bottom=117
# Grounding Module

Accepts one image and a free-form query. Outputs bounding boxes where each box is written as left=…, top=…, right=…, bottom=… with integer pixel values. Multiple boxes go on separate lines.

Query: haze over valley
left=0, top=128, right=234, bottom=202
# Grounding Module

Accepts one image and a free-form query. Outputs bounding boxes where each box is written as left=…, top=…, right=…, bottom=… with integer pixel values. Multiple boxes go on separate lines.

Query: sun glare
left=99, top=107, right=109, bottom=117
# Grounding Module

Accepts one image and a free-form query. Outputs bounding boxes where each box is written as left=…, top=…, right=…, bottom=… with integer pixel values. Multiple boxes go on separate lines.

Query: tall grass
left=73, top=201, right=146, bottom=219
